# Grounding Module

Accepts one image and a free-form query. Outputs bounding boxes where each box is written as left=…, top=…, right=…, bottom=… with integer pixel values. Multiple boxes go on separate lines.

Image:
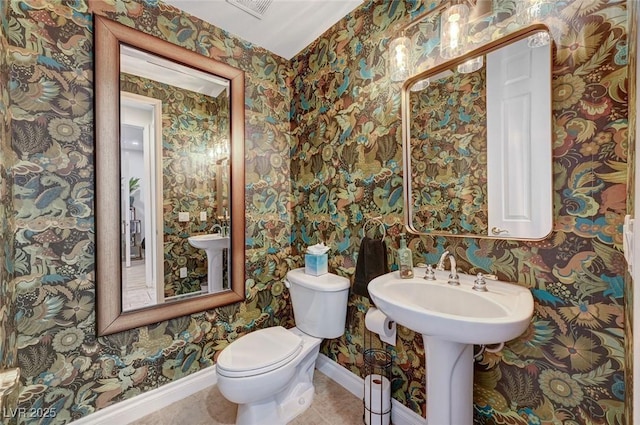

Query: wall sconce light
left=457, top=56, right=483, bottom=74
left=388, top=1, right=481, bottom=82
left=440, top=2, right=470, bottom=59
left=388, top=33, right=413, bottom=82
left=410, top=78, right=431, bottom=92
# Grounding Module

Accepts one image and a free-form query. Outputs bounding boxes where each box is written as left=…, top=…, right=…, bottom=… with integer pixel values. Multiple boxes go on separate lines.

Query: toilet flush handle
left=283, top=278, right=291, bottom=289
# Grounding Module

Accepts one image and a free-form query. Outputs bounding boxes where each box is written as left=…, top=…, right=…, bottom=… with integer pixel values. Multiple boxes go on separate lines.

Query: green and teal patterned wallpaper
left=291, top=0, right=629, bottom=423
left=1, top=0, right=632, bottom=424
left=7, top=0, right=293, bottom=422
left=121, top=73, right=229, bottom=297
left=409, top=67, right=488, bottom=235
left=1, top=0, right=17, bottom=375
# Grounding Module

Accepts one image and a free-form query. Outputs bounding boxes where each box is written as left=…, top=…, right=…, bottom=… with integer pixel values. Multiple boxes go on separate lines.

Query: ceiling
left=163, top=0, right=363, bottom=59
left=121, top=45, right=228, bottom=97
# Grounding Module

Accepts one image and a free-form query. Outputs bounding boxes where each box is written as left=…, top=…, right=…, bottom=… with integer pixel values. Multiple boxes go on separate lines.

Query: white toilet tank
left=285, top=268, right=350, bottom=339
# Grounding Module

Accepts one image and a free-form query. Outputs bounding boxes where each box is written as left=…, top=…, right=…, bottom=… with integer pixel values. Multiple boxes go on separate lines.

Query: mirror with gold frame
left=94, top=15, right=245, bottom=335
left=402, top=25, right=553, bottom=240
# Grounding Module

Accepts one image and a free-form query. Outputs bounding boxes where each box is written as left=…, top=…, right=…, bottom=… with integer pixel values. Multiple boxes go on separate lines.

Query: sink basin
left=368, top=268, right=534, bottom=425
left=368, top=269, right=533, bottom=345
left=187, top=234, right=229, bottom=292
left=187, top=233, right=229, bottom=250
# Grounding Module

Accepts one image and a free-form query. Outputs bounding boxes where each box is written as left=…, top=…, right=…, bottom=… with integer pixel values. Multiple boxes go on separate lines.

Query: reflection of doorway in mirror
left=121, top=92, right=164, bottom=311
left=121, top=126, right=145, bottom=265
left=486, top=35, right=552, bottom=239
left=122, top=259, right=154, bottom=310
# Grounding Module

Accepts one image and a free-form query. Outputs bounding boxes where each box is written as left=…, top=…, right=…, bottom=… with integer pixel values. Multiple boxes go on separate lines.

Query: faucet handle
left=423, top=264, right=436, bottom=281
left=472, top=273, right=489, bottom=292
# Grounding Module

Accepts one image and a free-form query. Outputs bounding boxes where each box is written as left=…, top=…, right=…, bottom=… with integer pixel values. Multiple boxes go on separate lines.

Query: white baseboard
left=316, top=354, right=426, bottom=425
left=72, top=365, right=218, bottom=424
left=316, top=353, right=364, bottom=397
left=73, top=355, right=424, bottom=425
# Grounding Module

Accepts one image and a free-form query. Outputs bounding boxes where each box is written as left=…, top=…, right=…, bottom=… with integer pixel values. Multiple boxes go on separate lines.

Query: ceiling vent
left=225, top=0, right=273, bottom=19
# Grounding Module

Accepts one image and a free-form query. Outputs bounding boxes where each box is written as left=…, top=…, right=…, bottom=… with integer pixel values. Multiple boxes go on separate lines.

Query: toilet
left=216, top=268, right=350, bottom=425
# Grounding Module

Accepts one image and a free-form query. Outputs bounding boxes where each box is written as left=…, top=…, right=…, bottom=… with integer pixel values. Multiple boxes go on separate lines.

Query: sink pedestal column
left=423, top=335, right=473, bottom=425
left=206, top=251, right=224, bottom=292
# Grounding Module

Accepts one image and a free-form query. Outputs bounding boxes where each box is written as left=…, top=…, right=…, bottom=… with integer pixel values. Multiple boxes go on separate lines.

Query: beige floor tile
left=130, top=369, right=363, bottom=425
left=289, top=408, right=330, bottom=425
left=203, top=386, right=238, bottom=424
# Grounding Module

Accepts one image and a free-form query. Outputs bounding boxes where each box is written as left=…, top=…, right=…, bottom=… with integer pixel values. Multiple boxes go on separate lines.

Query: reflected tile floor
left=131, top=370, right=363, bottom=425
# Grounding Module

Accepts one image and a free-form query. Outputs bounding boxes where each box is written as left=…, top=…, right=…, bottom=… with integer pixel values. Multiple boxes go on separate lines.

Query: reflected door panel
left=486, top=35, right=552, bottom=238
left=121, top=93, right=163, bottom=311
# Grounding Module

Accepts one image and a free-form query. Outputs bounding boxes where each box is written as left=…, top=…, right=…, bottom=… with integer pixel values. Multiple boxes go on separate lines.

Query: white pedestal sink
left=368, top=268, right=534, bottom=424
left=187, top=234, right=229, bottom=292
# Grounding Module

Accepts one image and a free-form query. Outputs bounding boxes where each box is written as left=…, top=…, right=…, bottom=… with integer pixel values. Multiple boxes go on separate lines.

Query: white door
left=121, top=92, right=164, bottom=308
left=486, top=35, right=552, bottom=239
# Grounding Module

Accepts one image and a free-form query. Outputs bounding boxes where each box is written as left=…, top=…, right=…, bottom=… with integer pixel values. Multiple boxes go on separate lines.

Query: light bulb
left=388, top=36, right=413, bottom=82
left=440, top=3, right=469, bottom=60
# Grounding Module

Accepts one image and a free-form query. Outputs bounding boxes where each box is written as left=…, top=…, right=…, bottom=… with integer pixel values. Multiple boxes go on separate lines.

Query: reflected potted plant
left=129, top=177, right=140, bottom=206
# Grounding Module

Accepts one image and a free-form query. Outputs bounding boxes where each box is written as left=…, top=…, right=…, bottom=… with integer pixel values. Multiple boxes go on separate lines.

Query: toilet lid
left=287, top=268, right=350, bottom=292
left=216, top=326, right=303, bottom=378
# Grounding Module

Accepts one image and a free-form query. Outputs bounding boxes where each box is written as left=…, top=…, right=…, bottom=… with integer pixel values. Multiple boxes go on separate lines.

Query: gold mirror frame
left=401, top=24, right=553, bottom=240
left=94, top=15, right=245, bottom=335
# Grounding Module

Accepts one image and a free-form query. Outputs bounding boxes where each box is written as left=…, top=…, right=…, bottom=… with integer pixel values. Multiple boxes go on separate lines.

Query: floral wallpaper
left=0, top=0, right=632, bottom=424
left=409, top=67, right=488, bottom=235
left=0, top=0, right=17, bottom=374
left=121, top=73, right=229, bottom=297
left=6, top=0, right=293, bottom=423
left=623, top=3, right=637, bottom=422
left=291, top=0, right=629, bottom=424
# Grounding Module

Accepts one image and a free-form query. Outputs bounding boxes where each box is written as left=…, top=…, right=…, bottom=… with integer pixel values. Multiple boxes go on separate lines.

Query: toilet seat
left=216, top=326, right=303, bottom=378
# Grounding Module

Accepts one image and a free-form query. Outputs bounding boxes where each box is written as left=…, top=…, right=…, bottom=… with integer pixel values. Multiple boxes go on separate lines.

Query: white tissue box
left=305, top=253, right=328, bottom=276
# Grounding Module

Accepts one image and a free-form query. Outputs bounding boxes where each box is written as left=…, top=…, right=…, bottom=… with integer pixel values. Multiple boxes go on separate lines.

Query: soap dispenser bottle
left=397, top=234, right=414, bottom=279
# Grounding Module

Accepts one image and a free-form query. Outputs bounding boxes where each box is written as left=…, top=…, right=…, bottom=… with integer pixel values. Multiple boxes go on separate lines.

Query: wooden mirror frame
left=94, top=15, right=245, bottom=335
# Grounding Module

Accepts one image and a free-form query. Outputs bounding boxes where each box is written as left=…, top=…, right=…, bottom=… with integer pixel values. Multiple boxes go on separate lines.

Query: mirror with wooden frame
left=94, top=15, right=245, bottom=335
left=403, top=25, right=553, bottom=240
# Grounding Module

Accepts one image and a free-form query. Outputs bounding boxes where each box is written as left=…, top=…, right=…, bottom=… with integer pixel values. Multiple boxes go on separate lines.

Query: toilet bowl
left=216, top=269, right=350, bottom=425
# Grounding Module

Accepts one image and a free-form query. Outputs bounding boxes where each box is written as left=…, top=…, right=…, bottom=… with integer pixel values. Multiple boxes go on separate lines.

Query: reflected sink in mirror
left=188, top=233, right=230, bottom=250
left=188, top=234, right=230, bottom=293
left=368, top=268, right=533, bottom=345
left=368, top=268, right=533, bottom=424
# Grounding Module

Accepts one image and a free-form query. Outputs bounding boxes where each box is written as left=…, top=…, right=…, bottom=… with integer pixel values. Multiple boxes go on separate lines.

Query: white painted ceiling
left=121, top=45, right=229, bottom=97
left=163, top=0, right=363, bottom=59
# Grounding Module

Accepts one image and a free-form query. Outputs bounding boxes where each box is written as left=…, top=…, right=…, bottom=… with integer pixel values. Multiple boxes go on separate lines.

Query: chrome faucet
left=210, top=224, right=223, bottom=235
left=435, top=250, right=450, bottom=271
left=446, top=254, right=459, bottom=285
left=433, top=250, right=459, bottom=285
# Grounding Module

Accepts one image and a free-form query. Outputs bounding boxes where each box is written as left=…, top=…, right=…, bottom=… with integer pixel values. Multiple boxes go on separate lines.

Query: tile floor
left=131, top=369, right=364, bottom=425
